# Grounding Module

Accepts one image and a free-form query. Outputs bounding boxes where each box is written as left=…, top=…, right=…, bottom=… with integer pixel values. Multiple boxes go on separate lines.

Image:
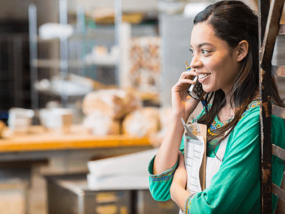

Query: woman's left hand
left=170, top=152, right=187, bottom=198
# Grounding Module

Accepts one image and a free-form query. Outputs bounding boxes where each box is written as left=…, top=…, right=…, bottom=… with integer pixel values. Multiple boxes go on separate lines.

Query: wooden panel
left=279, top=24, right=285, bottom=35
left=273, top=183, right=285, bottom=202
left=260, top=0, right=285, bottom=66
left=272, top=105, right=285, bottom=119
left=272, top=144, right=285, bottom=161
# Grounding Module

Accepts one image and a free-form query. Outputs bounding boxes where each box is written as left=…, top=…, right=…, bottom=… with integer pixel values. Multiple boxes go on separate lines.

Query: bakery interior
left=0, top=0, right=284, bottom=214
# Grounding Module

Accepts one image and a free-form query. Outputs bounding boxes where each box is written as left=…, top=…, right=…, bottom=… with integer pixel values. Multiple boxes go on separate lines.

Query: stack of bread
left=122, top=107, right=160, bottom=137
left=82, top=89, right=141, bottom=136
left=82, top=88, right=205, bottom=142
left=148, top=107, right=172, bottom=147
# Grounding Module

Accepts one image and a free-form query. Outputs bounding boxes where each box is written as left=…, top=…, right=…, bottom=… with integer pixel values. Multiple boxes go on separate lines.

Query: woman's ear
left=236, top=40, right=249, bottom=62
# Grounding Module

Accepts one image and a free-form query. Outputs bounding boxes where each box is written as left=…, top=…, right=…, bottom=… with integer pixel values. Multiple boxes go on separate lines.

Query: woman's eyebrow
left=190, top=42, right=214, bottom=48
left=198, top=42, right=213, bottom=48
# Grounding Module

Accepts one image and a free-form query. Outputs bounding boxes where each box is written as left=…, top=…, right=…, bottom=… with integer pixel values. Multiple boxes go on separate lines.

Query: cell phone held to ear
left=185, top=61, right=204, bottom=100
left=188, top=77, right=204, bottom=99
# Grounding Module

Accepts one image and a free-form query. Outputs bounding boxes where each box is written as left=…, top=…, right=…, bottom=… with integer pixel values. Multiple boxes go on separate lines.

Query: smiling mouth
left=198, top=73, right=211, bottom=80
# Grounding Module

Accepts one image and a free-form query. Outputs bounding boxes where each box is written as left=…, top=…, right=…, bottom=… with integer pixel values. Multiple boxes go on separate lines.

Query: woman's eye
left=201, top=49, right=210, bottom=54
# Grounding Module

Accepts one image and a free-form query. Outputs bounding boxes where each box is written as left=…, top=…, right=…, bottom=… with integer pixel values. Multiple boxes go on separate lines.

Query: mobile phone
left=188, top=77, right=204, bottom=99
left=185, top=61, right=204, bottom=100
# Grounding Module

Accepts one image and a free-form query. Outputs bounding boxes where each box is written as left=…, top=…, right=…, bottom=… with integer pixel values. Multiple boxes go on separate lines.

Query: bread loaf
left=83, top=110, right=120, bottom=136
left=122, top=107, right=160, bottom=137
left=82, top=89, right=141, bottom=120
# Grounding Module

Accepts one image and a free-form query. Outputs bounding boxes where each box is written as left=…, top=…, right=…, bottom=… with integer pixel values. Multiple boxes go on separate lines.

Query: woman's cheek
left=203, top=58, right=217, bottom=71
left=203, top=75, right=217, bottom=93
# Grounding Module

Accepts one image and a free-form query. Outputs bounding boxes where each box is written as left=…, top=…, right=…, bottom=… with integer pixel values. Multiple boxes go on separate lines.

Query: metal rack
left=258, top=0, right=285, bottom=213
left=28, top=0, right=122, bottom=120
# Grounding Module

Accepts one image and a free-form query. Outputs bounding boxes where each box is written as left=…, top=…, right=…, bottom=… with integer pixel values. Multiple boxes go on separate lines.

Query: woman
left=148, top=1, right=285, bottom=213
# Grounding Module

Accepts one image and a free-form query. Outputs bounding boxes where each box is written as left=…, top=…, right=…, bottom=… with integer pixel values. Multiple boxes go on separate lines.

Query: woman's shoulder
left=232, top=100, right=285, bottom=150
left=240, top=100, right=261, bottom=119
left=231, top=100, right=261, bottom=136
left=237, top=99, right=285, bottom=131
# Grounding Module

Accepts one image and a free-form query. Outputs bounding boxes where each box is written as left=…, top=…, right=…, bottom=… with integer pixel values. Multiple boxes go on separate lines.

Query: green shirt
left=148, top=101, right=285, bottom=213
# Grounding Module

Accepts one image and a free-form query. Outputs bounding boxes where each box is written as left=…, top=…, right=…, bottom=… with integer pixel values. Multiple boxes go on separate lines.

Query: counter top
left=0, top=125, right=151, bottom=153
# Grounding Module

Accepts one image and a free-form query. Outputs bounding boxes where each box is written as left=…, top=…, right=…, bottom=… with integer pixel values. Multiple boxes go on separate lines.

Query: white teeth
left=198, top=73, right=210, bottom=79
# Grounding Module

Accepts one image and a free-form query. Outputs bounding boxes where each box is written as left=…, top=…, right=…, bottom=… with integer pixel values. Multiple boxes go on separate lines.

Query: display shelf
left=36, top=33, right=97, bottom=43
left=85, top=56, right=118, bottom=66
left=32, top=58, right=117, bottom=68
left=32, top=59, right=84, bottom=69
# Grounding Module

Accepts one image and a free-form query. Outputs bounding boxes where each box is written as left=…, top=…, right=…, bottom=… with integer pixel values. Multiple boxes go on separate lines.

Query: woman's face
left=190, top=22, right=241, bottom=94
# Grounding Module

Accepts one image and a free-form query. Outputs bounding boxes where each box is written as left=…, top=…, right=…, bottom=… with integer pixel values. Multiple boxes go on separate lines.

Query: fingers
left=171, top=70, right=198, bottom=96
left=171, top=79, right=196, bottom=93
left=178, top=79, right=196, bottom=85
left=179, top=71, right=197, bottom=80
left=172, top=78, right=196, bottom=90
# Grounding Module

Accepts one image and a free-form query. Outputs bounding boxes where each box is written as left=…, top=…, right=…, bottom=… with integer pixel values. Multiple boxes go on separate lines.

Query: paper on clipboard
left=181, top=119, right=207, bottom=192
left=180, top=118, right=199, bottom=140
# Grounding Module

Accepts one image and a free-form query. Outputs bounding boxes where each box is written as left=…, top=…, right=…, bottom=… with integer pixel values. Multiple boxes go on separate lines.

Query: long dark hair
left=194, top=1, right=285, bottom=147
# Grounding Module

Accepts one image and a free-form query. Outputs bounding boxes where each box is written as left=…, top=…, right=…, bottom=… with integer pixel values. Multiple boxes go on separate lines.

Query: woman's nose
left=190, top=54, right=202, bottom=69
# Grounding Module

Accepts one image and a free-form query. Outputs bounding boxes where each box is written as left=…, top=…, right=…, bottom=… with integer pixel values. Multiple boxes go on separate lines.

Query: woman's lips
left=198, top=73, right=211, bottom=83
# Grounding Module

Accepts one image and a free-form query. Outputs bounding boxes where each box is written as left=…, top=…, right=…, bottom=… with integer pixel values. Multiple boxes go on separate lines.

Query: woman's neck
left=217, top=93, right=235, bottom=124
left=220, top=89, right=260, bottom=123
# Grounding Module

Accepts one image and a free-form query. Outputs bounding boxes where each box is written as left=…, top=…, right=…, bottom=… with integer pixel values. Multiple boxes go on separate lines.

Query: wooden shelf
left=0, top=125, right=151, bottom=153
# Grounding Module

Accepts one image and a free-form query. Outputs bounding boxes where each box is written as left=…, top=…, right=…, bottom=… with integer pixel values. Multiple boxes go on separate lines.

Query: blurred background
left=0, top=0, right=284, bottom=214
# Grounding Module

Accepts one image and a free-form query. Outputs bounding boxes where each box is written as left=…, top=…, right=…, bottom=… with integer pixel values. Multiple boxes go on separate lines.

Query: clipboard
left=197, top=123, right=207, bottom=191
left=181, top=119, right=207, bottom=191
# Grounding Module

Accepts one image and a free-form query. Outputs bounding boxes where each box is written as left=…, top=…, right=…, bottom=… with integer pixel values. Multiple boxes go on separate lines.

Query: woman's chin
left=202, top=86, right=212, bottom=93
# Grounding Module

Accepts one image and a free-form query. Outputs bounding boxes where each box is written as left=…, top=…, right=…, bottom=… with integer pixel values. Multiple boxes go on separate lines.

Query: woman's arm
left=149, top=70, right=199, bottom=202
left=148, top=103, right=206, bottom=201
left=170, top=152, right=194, bottom=212
left=171, top=184, right=190, bottom=211
left=153, top=70, right=199, bottom=175
left=152, top=112, right=185, bottom=174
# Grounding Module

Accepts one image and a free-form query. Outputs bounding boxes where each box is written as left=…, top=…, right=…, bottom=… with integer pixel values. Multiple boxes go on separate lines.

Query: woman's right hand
left=171, top=70, right=199, bottom=120
left=154, top=70, right=199, bottom=175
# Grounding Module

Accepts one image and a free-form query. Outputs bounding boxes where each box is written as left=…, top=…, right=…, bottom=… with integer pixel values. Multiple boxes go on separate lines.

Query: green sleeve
left=148, top=105, right=209, bottom=202
left=186, top=106, right=285, bottom=214
left=148, top=138, right=184, bottom=201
